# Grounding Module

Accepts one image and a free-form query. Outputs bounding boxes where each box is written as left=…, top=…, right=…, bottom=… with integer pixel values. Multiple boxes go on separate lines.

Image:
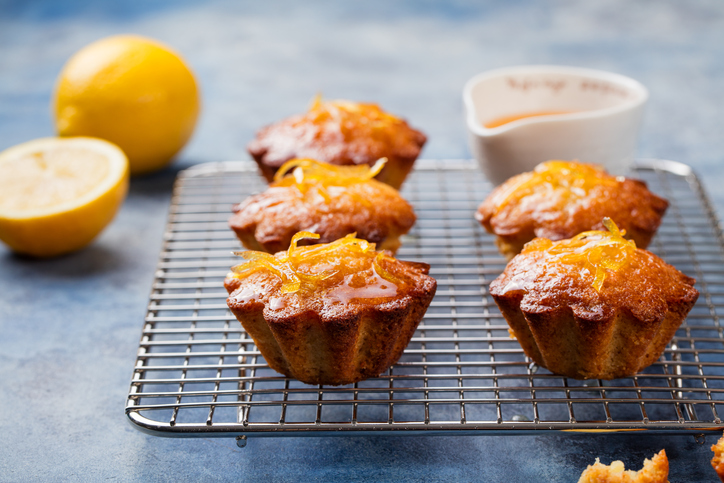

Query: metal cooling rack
left=126, top=159, right=724, bottom=446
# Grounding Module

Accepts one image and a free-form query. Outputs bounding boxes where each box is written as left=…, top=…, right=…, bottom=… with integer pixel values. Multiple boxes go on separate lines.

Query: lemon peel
left=274, top=158, right=387, bottom=187
left=529, top=218, right=637, bottom=292
left=273, top=158, right=387, bottom=208
left=306, top=95, right=401, bottom=125
left=230, top=232, right=399, bottom=294
left=492, top=161, right=618, bottom=214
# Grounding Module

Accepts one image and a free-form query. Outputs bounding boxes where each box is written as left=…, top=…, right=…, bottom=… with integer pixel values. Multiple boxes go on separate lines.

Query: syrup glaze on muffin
left=490, top=219, right=698, bottom=380
left=477, top=161, right=669, bottom=259
left=225, top=232, right=437, bottom=386
left=229, top=158, right=415, bottom=254
left=247, top=96, right=427, bottom=189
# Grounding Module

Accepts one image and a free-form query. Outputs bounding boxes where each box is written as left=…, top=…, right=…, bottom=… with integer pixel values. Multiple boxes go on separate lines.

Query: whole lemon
left=53, top=35, right=200, bottom=175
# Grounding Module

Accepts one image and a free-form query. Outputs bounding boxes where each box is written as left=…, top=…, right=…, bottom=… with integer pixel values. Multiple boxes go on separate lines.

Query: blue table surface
left=2, top=1, right=724, bottom=481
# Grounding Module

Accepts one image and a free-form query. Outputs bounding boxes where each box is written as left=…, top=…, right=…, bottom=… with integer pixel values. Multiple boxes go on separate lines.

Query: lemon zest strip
left=492, top=161, right=617, bottom=214
left=230, top=231, right=400, bottom=294
left=546, top=217, right=636, bottom=292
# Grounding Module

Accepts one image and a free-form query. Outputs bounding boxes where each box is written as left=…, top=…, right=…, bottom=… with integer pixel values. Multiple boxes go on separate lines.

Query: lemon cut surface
left=0, top=137, right=129, bottom=257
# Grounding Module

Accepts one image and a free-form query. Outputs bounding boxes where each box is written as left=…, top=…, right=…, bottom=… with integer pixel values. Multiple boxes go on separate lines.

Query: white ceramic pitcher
left=463, top=65, right=648, bottom=185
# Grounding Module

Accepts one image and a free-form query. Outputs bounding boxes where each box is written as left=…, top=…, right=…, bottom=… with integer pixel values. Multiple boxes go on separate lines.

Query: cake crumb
left=711, top=432, right=724, bottom=482
left=577, top=449, right=668, bottom=483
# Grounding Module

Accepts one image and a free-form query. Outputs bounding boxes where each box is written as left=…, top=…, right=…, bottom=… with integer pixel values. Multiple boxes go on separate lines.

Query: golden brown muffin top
left=247, top=97, right=427, bottom=168
left=477, top=161, right=669, bottom=240
left=225, top=232, right=435, bottom=322
left=489, top=220, right=698, bottom=324
left=229, top=159, right=416, bottom=253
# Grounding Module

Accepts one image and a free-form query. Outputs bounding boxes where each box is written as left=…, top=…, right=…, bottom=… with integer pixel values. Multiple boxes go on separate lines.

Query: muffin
left=247, top=96, right=427, bottom=189
left=224, top=232, right=437, bottom=386
left=712, top=432, right=724, bottom=482
left=578, top=450, right=669, bottom=483
left=229, top=158, right=415, bottom=254
left=489, top=218, right=698, bottom=380
left=476, top=160, right=669, bottom=259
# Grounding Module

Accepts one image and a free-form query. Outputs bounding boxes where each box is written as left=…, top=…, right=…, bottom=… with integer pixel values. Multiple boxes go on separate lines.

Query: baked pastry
left=224, top=232, right=437, bottom=385
left=476, top=160, right=669, bottom=259
left=577, top=449, right=669, bottom=483
left=229, top=158, right=415, bottom=254
left=489, top=218, right=698, bottom=380
left=247, top=96, right=427, bottom=189
left=712, top=432, right=724, bottom=482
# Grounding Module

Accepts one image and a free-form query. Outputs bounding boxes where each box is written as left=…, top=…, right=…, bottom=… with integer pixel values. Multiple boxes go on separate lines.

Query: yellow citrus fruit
left=0, top=137, right=129, bottom=257
left=53, top=34, right=200, bottom=175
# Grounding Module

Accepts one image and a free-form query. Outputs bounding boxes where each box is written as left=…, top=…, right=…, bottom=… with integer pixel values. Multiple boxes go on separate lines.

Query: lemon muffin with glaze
left=489, top=218, right=698, bottom=380
left=229, top=158, right=415, bottom=254
left=224, top=232, right=437, bottom=386
left=247, top=96, right=427, bottom=189
left=477, top=160, right=669, bottom=260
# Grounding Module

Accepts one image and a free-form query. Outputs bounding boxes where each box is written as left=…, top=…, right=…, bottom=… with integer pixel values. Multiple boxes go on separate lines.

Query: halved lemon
left=0, top=137, right=129, bottom=257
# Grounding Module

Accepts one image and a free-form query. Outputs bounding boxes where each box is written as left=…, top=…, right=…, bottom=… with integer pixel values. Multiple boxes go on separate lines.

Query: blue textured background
left=1, top=1, right=723, bottom=481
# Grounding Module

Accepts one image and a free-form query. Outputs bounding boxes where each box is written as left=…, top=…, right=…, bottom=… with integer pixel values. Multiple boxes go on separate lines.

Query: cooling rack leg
left=236, top=435, right=247, bottom=448
left=694, top=434, right=707, bottom=445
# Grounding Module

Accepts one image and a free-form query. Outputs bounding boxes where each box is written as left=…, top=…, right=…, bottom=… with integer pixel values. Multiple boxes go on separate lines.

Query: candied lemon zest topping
left=492, top=160, right=618, bottom=214
left=274, top=158, right=387, bottom=186
left=230, top=232, right=400, bottom=294
left=307, top=95, right=401, bottom=124
left=309, top=92, right=323, bottom=111
left=543, top=217, right=637, bottom=292
left=273, top=158, right=388, bottom=207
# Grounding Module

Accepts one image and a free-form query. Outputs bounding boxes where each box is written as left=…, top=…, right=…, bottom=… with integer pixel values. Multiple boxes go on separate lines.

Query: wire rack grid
left=126, top=159, right=724, bottom=443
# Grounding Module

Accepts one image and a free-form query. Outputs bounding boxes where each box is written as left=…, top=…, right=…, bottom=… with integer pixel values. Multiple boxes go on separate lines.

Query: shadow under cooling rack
left=126, top=159, right=724, bottom=443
